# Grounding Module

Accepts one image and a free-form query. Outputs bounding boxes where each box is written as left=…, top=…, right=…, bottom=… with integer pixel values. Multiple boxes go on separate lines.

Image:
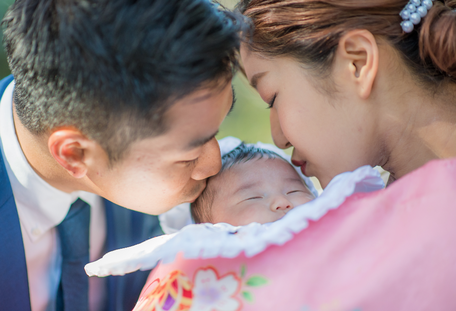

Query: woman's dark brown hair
left=238, top=0, right=456, bottom=86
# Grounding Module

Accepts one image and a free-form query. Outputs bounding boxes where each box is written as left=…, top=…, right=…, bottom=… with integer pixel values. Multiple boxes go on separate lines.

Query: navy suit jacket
left=0, top=75, right=162, bottom=311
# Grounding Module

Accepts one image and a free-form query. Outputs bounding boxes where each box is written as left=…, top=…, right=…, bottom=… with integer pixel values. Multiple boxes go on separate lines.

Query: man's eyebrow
left=186, top=130, right=219, bottom=150
left=250, top=71, right=268, bottom=89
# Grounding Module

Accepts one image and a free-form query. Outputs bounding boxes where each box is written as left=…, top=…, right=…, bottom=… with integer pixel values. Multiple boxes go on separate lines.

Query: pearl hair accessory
left=400, top=0, right=434, bottom=33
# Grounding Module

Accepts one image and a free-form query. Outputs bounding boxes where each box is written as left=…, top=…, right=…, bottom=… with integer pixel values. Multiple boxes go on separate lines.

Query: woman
left=105, top=1, right=456, bottom=310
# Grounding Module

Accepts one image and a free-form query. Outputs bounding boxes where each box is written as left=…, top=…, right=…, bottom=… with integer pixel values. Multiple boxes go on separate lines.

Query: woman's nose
left=191, top=138, right=222, bottom=181
left=270, top=109, right=292, bottom=149
left=270, top=196, right=293, bottom=212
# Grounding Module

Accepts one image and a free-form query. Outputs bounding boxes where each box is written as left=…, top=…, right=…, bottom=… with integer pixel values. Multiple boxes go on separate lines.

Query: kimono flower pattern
left=189, top=267, right=242, bottom=311
left=134, top=266, right=268, bottom=311
left=133, top=270, right=193, bottom=311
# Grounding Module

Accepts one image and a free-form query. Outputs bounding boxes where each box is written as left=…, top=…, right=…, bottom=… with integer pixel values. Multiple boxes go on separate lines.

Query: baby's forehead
left=212, top=156, right=304, bottom=187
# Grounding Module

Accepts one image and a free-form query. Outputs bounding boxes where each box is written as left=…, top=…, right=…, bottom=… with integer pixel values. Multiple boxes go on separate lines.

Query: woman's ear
left=48, top=129, right=93, bottom=178
left=335, top=29, right=379, bottom=100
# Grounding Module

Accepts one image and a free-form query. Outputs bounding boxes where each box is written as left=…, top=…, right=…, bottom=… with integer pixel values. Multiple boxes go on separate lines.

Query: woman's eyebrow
left=250, top=71, right=268, bottom=89
left=229, top=86, right=236, bottom=115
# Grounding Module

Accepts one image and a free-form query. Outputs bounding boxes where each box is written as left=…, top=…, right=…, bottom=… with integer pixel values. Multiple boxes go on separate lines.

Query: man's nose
left=270, top=108, right=292, bottom=149
left=270, top=195, right=293, bottom=212
left=191, top=138, right=222, bottom=181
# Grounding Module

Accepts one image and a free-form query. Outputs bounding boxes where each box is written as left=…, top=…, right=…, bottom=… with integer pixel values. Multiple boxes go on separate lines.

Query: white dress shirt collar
left=0, top=80, right=100, bottom=242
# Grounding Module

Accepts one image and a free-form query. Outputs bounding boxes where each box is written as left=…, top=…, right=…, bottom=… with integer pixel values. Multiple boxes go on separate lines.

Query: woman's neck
left=378, top=82, right=456, bottom=181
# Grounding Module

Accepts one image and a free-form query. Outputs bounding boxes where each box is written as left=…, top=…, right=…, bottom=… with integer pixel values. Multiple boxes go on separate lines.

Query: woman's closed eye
left=267, top=94, right=277, bottom=109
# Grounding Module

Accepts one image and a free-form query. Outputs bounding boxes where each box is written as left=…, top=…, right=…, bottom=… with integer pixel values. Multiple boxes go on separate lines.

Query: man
left=0, top=0, right=244, bottom=310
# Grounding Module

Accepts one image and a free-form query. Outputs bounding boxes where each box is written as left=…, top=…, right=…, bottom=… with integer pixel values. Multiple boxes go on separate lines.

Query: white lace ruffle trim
left=85, top=164, right=384, bottom=277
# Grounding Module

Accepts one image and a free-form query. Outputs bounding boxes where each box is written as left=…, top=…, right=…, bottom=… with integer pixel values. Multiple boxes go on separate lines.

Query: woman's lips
left=292, top=160, right=308, bottom=176
left=300, top=162, right=307, bottom=176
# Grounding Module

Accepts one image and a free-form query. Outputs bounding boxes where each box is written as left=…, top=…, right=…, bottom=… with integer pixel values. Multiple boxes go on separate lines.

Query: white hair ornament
left=400, top=0, right=434, bottom=33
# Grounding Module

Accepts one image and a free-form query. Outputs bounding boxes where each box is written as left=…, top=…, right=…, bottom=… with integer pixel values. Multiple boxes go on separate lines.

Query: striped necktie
left=56, top=198, right=91, bottom=311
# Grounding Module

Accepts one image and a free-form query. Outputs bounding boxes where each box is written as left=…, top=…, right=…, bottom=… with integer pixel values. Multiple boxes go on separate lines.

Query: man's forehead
left=180, top=86, right=235, bottom=150
left=184, top=78, right=232, bottom=103
left=186, top=81, right=229, bottom=101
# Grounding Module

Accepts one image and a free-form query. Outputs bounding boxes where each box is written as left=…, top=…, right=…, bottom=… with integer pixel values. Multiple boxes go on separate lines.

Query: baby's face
left=210, top=158, right=314, bottom=226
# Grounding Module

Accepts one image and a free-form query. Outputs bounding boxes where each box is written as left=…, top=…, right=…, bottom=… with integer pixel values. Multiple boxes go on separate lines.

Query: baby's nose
left=270, top=196, right=293, bottom=212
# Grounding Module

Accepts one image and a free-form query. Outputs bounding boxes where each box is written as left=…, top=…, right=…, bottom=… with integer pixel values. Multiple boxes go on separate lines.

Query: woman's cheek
left=277, top=108, right=300, bottom=146
left=269, top=109, right=289, bottom=148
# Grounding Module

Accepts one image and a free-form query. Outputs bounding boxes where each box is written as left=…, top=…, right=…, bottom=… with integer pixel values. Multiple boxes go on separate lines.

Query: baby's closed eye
left=246, top=196, right=263, bottom=200
left=287, top=190, right=305, bottom=195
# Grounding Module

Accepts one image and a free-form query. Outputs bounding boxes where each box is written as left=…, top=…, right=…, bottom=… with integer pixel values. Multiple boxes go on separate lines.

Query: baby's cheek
left=241, top=204, right=281, bottom=225
left=292, top=193, right=314, bottom=207
left=227, top=204, right=265, bottom=226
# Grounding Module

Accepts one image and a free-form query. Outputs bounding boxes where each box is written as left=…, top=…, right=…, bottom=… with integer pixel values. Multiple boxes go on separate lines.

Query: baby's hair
left=191, top=142, right=290, bottom=224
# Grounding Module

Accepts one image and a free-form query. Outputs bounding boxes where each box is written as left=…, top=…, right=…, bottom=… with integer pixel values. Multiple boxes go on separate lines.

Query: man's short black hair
left=2, top=0, right=245, bottom=162
left=191, top=142, right=288, bottom=223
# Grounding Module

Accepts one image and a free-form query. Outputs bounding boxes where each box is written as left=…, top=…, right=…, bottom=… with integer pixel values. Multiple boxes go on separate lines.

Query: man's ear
left=335, top=29, right=379, bottom=100
left=48, top=129, right=94, bottom=178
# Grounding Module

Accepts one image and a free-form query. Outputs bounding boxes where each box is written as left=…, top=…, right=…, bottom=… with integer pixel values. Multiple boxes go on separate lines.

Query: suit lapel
left=0, top=147, right=32, bottom=310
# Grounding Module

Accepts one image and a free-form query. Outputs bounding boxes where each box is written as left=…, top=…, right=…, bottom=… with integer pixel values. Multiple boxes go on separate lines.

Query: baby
left=191, top=143, right=315, bottom=226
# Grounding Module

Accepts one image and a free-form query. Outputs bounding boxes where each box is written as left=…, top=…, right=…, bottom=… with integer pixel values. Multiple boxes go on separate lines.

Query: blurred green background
left=0, top=0, right=322, bottom=189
